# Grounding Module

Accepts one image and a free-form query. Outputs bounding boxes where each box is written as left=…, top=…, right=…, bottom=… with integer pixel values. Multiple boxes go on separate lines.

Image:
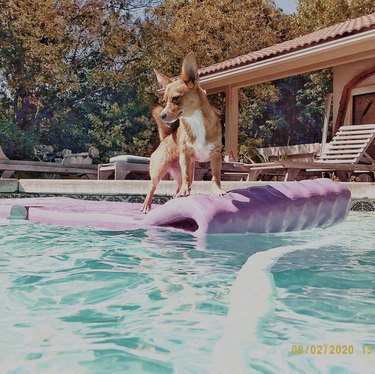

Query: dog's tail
left=152, top=105, right=177, bottom=141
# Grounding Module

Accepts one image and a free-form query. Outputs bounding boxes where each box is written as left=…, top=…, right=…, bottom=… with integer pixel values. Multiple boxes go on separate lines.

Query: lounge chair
left=238, top=124, right=375, bottom=182
left=98, top=155, right=151, bottom=180
left=0, top=146, right=98, bottom=179
left=257, top=143, right=322, bottom=162
left=98, top=155, right=209, bottom=180
left=317, top=124, right=375, bottom=164
left=204, top=143, right=322, bottom=181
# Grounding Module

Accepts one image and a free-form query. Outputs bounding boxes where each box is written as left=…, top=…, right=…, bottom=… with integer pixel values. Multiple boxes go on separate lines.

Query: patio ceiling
left=199, top=13, right=375, bottom=94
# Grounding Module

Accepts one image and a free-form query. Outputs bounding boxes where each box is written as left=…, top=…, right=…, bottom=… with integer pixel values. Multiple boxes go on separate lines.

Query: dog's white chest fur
left=183, top=110, right=214, bottom=162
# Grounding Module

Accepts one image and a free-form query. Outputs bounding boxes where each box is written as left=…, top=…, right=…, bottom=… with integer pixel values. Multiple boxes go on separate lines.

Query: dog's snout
left=160, top=112, right=167, bottom=121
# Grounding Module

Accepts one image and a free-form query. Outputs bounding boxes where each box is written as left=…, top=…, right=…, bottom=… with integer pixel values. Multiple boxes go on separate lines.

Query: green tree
left=2, top=0, right=372, bottom=163
left=295, top=0, right=375, bottom=35
left=0, top=0, right=155, bottom=160
left=139, top=0, right=292, bottom=76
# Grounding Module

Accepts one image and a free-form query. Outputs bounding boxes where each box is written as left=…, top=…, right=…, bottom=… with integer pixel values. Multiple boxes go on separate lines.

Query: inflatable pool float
left=144, top=178, right=351, bottom=234
left=0, top=179, right=351, bottom=235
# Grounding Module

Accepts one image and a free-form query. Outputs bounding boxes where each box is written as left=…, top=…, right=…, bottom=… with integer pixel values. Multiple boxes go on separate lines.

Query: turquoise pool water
left=0, top=212, right=374, bottom=373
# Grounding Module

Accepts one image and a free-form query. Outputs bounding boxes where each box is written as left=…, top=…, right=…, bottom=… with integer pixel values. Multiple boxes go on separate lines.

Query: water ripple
left=0, top=213, right=374, bottom=373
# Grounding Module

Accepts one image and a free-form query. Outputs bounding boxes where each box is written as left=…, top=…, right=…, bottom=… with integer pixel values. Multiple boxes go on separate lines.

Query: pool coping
left=1, top=179, right=375, bottom=211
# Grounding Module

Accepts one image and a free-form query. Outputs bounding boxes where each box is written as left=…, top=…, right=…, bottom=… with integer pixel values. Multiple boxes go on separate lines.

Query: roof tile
left=199, top=13, right=375, bottom=77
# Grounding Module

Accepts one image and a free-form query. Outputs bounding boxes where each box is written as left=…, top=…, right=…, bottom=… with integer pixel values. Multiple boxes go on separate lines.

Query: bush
left=0, top=117, right=39, bottom=159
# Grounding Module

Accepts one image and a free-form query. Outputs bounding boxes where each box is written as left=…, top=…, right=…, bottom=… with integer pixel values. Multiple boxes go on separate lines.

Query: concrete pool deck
left=1, top=178, right=375, bottom=211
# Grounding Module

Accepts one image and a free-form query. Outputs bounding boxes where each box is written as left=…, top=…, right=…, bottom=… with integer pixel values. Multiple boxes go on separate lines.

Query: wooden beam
left=224, top=86, right=239, bottom=159
left=206, top=86, right=228, bottom=95
left=321, top=93, right=333, bottom=155
left=200, top=33, right=375, bottom=92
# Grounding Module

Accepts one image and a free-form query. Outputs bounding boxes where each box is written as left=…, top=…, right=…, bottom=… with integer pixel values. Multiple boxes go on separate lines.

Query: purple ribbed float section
left=0, top=179, right=350, bottom=235
left=144, top=179, right=351, bottom=235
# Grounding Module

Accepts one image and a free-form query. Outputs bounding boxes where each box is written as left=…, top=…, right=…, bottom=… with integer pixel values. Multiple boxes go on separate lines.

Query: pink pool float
left=0, top=179, right=351, bottom=235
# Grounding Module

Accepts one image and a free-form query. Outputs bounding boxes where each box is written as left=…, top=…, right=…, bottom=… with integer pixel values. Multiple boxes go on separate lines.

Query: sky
left=274, top=0, right=298, bottom=14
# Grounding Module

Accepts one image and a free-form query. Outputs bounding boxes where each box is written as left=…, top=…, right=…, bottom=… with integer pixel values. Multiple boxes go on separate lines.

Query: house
left=197, top=13, right=375, bottom=160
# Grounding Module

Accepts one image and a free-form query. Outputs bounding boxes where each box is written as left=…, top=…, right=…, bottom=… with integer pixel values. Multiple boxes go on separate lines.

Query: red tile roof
left=199, top=13, right=375, bottom=77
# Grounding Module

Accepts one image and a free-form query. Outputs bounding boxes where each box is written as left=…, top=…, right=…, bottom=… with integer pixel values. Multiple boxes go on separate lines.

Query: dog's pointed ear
left=181, top=52, right=198, bottom=89
left=154, top=69, right=172, bottom=88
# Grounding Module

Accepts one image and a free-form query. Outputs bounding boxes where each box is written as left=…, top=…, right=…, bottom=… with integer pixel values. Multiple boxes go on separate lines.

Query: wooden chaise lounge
left=0, top=160, right=98, bottom=179
left=240, top=124, right=375, bottom=181
left=0, top=147, right=98, bottom=179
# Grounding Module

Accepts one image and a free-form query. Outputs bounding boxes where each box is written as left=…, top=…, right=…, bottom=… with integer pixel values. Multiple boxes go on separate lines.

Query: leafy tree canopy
left=0, top=0, right=374, bottom=162
left=295, top=0, right=375, bottom=35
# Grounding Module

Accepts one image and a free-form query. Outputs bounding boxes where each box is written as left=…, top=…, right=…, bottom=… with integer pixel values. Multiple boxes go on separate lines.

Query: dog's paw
left=176, top=191, right=190, bottom=198
left=140, top=203, right=151, bottom=214
left=212, top=188, right=226, bottom=196
left=173, top=190, right=180, bottom=198
left=176, top=185, right=190, bottom=197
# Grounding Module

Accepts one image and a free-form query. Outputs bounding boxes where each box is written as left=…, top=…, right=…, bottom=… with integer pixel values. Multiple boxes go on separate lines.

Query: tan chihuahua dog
left=141, top=52, right=225, bottom=213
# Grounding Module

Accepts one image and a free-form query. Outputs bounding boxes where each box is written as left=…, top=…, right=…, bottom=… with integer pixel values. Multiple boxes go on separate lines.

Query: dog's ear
left=154, top=69, right=172, bottom=88
left=181, top=52, right=198, bottom=89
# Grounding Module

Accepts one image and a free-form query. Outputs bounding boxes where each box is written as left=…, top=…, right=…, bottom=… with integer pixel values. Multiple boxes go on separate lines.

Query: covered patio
left=198, top=13, right=375, bottom=160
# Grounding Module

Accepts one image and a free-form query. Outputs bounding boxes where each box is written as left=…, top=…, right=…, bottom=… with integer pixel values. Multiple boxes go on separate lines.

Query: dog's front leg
left=177, top=149, right=192, bottom=197
left=210, top=148, right=226, bottom=196
left=141, top=150, right=169, bottom=213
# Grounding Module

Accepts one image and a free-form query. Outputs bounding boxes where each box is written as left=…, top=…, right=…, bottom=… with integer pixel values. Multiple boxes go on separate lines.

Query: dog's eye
left=172, top=96, right=180, bottom=104
left=160, top=98, right=166, bottom=106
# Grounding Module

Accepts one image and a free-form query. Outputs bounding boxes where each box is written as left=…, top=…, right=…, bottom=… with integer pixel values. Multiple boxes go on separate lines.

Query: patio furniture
left=0, top=160, right=98, bottom=179
left=98, top=155, right=151, bottom=180
left=257, top=143, right=322, bottom=162
left=237, top=124, right=375, bottom=181
left=0, top=146, right=98, bottom=179
left=98, top=155, right=210, bottom=180
left=317, top=124, right=375, bottom=164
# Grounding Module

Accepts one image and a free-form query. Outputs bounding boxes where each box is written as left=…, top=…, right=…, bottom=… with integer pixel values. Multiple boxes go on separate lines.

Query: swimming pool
left=0, top=212, right=374, bottom=373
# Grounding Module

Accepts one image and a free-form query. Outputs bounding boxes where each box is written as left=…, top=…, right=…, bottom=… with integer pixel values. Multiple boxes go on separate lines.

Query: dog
left=141, top=52, right=225, bottom=213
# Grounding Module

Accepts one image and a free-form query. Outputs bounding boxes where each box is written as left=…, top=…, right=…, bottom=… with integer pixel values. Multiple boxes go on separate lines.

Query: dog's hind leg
left=210, top=147, right=226, bottom=196
left=168, top=163, right=182, bottom=198
left=188, top=160, right=195, bottom=187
